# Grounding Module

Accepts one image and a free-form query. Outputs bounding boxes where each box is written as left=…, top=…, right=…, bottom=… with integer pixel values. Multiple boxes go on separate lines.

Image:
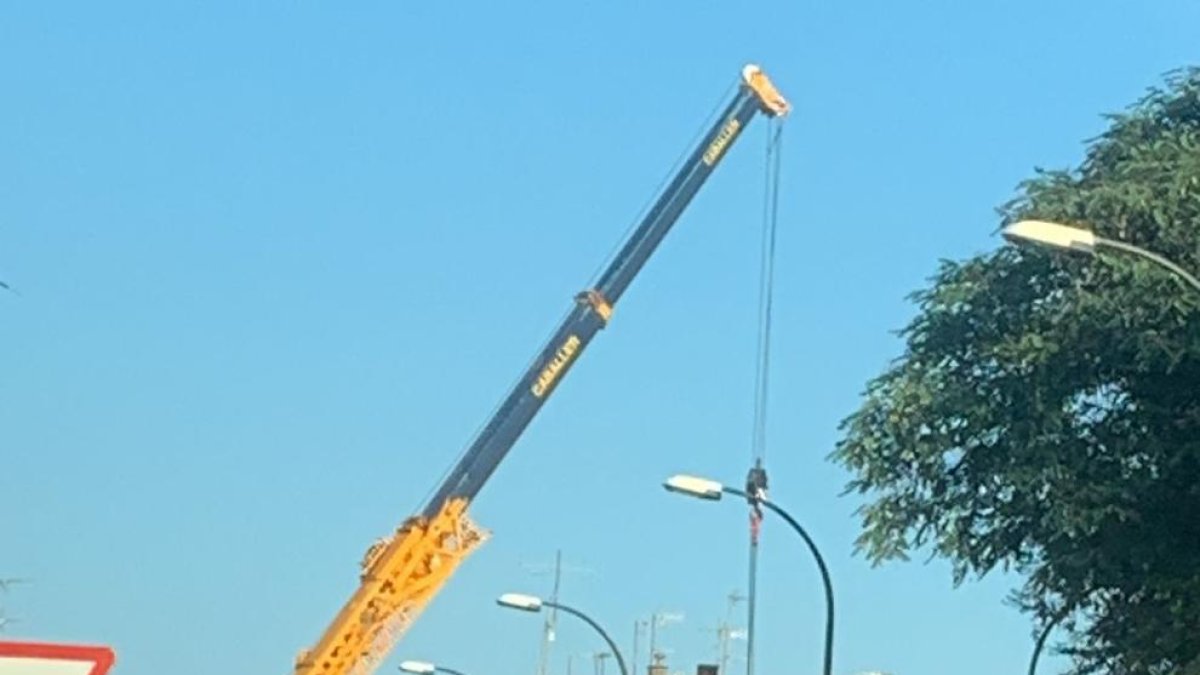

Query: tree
left=832, top=68, right=1200, bottom=674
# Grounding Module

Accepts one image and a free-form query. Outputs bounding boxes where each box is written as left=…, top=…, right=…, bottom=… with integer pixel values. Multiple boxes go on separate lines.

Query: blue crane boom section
left=420, top=65, right=789, bottom=520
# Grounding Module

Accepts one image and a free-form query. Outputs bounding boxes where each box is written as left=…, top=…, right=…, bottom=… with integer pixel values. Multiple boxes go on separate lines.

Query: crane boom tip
left=741, top=64, right=790, bottom=117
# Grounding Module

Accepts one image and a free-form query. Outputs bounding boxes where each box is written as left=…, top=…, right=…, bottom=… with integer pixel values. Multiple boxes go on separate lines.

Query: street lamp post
left=663, top=475, right=835, bottom=675
left=1003, top=220, right=1200, bottom=672
left=1001, top=219, right=1200, bottom=293
left=399, top=661, right=468, bottom=675
left=1027, top=615, right=1062, bottom=675
left=1004, top=220, right=1199, bottom=664
left=497, top=593, right=630, bottom=675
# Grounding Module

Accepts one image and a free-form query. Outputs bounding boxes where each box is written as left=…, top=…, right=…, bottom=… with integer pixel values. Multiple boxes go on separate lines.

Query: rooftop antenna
left=593, top=652, right=612, bottom=675
left=631, top=619, right=649, bottom=675
left=522, top=551, right=593, bottom=675
left=0, top=579, right=30, bottom=593
left=715, top=591, right=747, bottom=675
left=648, top=611, right=684, bottom=665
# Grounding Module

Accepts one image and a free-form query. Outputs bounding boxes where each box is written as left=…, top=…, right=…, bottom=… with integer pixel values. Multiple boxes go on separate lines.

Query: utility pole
left=744, top=460, right=768, bottom=675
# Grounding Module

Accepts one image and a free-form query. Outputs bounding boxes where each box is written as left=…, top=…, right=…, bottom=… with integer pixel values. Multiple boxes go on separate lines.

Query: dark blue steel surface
left=420, top=84, right=767, bottom=519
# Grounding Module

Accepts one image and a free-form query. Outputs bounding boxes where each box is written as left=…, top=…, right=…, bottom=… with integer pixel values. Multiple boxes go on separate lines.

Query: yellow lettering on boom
left=531, top=334, right=582, bottom=398
left=702, top=118, right=741, bottom=166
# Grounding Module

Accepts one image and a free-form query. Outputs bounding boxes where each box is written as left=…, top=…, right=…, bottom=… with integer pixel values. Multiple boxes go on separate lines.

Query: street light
left=497, top=593, right=629, bottom=675
left=399, top=661, right=467, bottom=675
left=1004, top=220, right=1198, bottom=668
left=1028, top=599, right=1089, bottom=675
left=664, top=474, right=835, bottom=675
left=1027, top=616, right=1061, bottom=675
left=1002, top=219, right=1200, bottom=293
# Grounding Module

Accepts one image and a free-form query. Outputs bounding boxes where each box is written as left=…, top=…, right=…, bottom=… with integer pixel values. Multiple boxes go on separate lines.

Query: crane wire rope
left=751, top=117, right=784, bottom=461
left=744, top=115, right=785, bottom=675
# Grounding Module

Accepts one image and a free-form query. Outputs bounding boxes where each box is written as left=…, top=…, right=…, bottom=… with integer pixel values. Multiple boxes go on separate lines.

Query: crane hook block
left=741, top=64, right=790, bottom=117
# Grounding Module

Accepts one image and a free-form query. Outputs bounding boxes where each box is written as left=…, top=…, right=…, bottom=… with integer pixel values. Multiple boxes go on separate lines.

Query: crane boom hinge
left=577, top=289, right=614, bottom=325
left=294, top=498, right=489, bottom=675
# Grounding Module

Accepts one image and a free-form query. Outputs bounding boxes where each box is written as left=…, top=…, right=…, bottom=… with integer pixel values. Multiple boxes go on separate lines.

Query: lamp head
left=663, top=475, right=724, bottom=500
left=497, top=592, right=544, bottom=612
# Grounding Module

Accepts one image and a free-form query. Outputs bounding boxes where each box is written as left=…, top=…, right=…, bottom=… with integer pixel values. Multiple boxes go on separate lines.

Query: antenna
left=697, top=591, right=746, bottom=675
left=647, top=611, right=684, bottom=664
left=718, top=592, right=747, bottom=675
left=0, top=579, right=30, bottom=593
left=631, top=619, right=649, bottom=675
left=521, top=551, right=594, bottom=675
left=0, top=579, right=29, bottom=635
left=593, top=651, right=612, bottom=675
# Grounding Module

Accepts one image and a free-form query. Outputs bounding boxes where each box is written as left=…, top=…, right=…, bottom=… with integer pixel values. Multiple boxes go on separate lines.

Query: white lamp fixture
left=497, top=592, right=544, bottom=612
left=663, top=474, right=724, bottom=500
left=1002, top=219, right=1097, bottom=253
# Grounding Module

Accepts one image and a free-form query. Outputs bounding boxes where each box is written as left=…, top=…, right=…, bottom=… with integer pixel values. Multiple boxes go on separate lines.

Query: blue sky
left=2, top=3, right=1197, bottom=675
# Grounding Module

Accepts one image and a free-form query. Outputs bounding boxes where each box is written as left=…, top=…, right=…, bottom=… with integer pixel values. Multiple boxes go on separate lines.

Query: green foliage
left=832, top=68, right=1200, bottom=674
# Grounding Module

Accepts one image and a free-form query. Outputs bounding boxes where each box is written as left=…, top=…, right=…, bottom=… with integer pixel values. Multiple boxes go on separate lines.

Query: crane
left=293, top=64, right=790, bottom=675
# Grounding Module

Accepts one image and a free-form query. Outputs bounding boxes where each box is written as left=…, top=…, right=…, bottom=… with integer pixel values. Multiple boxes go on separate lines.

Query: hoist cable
left=745, top=117, right=784, bottom=675
left=749, top=119, right=785, bottom=461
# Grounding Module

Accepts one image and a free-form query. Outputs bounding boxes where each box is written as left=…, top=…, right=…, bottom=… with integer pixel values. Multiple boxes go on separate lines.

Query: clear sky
left=2, top=3, right=1197, bottom=675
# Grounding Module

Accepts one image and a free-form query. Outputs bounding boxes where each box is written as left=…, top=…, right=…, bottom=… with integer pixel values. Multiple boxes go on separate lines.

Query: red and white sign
left=0, top=641, right=115, bottom=675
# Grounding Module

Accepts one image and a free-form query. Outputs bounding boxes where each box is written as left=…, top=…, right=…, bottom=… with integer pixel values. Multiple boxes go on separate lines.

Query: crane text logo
left=532, top=334, right=582, bottom=398
left=702, top=118, right=741, bottom=166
